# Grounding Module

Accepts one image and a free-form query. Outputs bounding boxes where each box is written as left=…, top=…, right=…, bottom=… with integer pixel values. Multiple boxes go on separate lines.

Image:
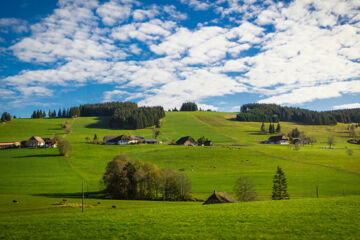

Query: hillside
left=0, top=111, right=360, bottom=239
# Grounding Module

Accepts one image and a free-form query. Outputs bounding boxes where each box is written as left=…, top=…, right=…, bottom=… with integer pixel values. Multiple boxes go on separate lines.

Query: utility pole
left=82, top=180, right=84, bottom=213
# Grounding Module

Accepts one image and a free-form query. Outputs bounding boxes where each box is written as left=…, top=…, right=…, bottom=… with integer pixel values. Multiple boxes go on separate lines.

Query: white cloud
left=103, top=90, right=129, bottom=102
left=96, top=0, right=132, bottom=25
left=333, top=103, right=360, bottom=110
left=0, top=18, right=28, bottom=33
left=258, top=81, right=360, bottom=105
left=180, top=0, right=211, bottom=11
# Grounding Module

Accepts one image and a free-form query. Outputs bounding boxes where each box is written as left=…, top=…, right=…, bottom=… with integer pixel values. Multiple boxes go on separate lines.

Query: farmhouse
left=263, top=135, right=289, bottom=144
left=203, top=191, right=236, bottom=205
left=103, top=135, right=143, bottom=145
left=27, top=136, right=45, bottom=148
left=176, top=136, right=198, bottom=146
left=204, top=140, right=213, bottom=146
left=0, top=142, right=20, bottom=149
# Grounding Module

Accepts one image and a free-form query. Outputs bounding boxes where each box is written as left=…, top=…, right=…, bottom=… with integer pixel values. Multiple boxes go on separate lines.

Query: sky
left=0, top=0, right=359, bottom=117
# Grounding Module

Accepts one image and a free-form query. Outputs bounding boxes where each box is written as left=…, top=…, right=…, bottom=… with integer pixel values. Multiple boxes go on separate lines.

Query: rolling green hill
left=0, top=111, right=359, bottom=239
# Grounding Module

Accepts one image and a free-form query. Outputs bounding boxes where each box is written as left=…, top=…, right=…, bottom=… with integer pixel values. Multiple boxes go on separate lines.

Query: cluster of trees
left=197, top=136, right=210, bottom=145
left=79, top=102, right=137, bottom=116
left=233, top=166, right=289, bottom=202
left=31, top=110, right=47, bottom=119
left=103, top=154, right=192, bottom=200
left=180, top=102, right=198, bottom=111
left=31, top=107, right=80, bottom=119
left=29, top=102, right=165, bottom=129
left=261, top=122, right=281, bottom=134
left=110, top=106, right=165, bottom=129
left=237, top=103, right=360, bottom=125
left=1, top=112, right=11, bottom=122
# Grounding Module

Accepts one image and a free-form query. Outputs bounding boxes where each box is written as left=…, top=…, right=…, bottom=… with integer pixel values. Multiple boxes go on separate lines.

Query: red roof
left=0, top=142, right=20, bottom=146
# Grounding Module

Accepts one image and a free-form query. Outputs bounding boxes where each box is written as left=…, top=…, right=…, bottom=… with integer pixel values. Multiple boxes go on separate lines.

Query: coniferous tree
left=58, top=109, right=62, bottom=118
left=276, top=123, right=281, bottom=133
left=272, top=166, right=289, bottom=200
left=260, top=122, right=266, bottom=133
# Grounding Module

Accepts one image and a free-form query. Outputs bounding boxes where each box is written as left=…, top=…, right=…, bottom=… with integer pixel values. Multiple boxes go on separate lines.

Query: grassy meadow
left=0, top=111, right=360, bottom=239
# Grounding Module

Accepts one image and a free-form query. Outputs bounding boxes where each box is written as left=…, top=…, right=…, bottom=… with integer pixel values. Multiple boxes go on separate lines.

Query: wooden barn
left=176, top=136, right=198, bottom=146
left=27, top=136, right=45, bottom=148
left=203, top=191, right=237, bottom=205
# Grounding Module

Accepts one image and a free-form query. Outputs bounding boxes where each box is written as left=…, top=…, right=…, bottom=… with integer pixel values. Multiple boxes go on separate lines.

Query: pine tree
left=269, top=123, right=275, bottom=134
left=261, top=122, right=266, bottom=133
left=276, top=123, right=281, bottom=133
left=272, top=166, right=289, bottom=200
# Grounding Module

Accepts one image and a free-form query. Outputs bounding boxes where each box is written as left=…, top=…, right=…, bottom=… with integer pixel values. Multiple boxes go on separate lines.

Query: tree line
left=29, top=102, right=165, bottom=130
left=31, top=107, right=80, bottom=119
left=103, top=154, right=192, bottom=200
left=237, top=103, right=360, bottom=125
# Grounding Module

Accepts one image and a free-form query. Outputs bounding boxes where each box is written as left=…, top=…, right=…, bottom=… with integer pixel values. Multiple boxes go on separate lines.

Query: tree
left=276, top=123, right=281, bottom=133
left=233, top=176, right=257, bottom=202
left=327, top=136, right=336, bottom=148
left=269, top=123, right=275, bottom=134
left=103, top=154, right=191, bottom=200
left=260, top=122, right=266, bottom=133
left=272, top=166, right=289, bottom=200
left=153, top=128, right=160, bottom=139
left=1, top=112, right=11, bottom=122
left=349, top=125, right=357, bottom=138
left=55, top=136, right=72, bottom=157
left=197, top=136, right=208, bottom=145
left=180, top=102, right=198, bottom=111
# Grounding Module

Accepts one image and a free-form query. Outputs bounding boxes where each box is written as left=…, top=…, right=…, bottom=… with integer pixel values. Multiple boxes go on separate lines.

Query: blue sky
left=0, top=0, right=359, bottom=117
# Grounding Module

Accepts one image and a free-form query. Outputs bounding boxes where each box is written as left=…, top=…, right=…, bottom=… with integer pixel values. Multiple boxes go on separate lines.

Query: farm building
left=176, top=136, right=198, bottom=146
left=144, top=139, right=157, bottom=144
left=103, top=135, right=142, bottom=145
left=43, top=138, right=57, bottom=148
left=263, top=135, right=289, bottom=144
left=204, top=140, right=213, bottom=146
left=27, top=136, right=45, bottom=148
left=203, top=191, right=236, bottom=205
left=0, top=142, right=20, bottom=149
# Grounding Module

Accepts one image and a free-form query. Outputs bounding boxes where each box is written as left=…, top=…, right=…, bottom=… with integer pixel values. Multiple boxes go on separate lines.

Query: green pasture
left=0, top=112, right=360, bottom=239
left=0, top=194, right=359, bottom=240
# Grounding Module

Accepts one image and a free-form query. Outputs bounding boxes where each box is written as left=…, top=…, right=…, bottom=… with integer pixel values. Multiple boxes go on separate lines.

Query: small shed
left=203, top=191, right=237, bottom=205
left=176, top=136, right=198, bottom=146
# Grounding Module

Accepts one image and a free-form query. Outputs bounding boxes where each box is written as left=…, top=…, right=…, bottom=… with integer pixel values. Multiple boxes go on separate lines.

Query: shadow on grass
left=14, top=154, right=60, bottom=158
left=34, top=190, right=107, bottom=199
left=85, top=117, right=112, bottom=129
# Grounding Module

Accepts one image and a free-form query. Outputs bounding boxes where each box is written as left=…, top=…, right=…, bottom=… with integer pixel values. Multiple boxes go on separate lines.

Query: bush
left=55, top=136, right=72, bottom=157
left=233, top=177, right=257, bottom=202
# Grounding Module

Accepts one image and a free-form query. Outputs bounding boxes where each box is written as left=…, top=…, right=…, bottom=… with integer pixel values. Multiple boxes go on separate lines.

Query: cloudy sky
left=0, top=0, right=359, bottom=117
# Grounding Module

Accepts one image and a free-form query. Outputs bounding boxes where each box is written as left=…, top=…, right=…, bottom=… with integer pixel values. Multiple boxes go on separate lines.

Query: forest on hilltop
left=237, top=103, right=360, bottom=125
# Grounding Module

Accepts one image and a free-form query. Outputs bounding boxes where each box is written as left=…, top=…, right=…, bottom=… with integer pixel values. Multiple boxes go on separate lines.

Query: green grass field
left=0, top=112, right=359, bottom=239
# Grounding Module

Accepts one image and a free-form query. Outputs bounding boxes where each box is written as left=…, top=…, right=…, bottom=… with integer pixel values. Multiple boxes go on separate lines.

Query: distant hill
left=236, top=103, right=360, bottom=125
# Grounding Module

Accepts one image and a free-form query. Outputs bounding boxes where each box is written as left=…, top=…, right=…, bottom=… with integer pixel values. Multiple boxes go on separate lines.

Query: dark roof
left=103, top=135, right=130, bottom=143
left=268, top=135, right=288, bottom=142
left=135, top=136, right=144, bottom=139
left=176, top=136, right=197, bottom=145
left=144, top=139, right=157, bottom=142
left=203, top=191, right=236, bottom=205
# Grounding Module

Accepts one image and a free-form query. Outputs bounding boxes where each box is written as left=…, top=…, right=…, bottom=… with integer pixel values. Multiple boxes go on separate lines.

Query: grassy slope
left=0, top=112, right=360, bottom=239
left=0, top=194, right=359, bottom=240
